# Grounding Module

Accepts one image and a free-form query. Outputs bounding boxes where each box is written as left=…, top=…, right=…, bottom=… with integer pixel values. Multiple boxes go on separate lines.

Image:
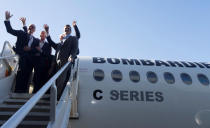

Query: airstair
left=0, top=93, right=50, bottom=128
left=0, top=41, right=80, bottom=128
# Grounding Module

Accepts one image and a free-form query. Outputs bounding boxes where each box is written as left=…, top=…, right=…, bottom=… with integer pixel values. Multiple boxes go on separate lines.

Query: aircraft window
left=180, top=73, right=192, bottom=85
left=93, top=69, right=105, bottom=81
left=129, top=71, right=140, bottom=83
left=111, top=70, right=123, bottom=82
left=164, top=72, right=175, bottom=84
left=198, top=74, right=209, bottom=86
left=147, top=71, right=158, bottom=84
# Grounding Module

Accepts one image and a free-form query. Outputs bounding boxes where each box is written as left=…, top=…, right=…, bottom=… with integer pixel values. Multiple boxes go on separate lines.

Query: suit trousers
left=56, top=63, right=71, bottom=100
left=15, top=54, right=35, bottom=93
left=15, top=55, right=29, bottom=93
left=33, top=56, right=51, bottom=93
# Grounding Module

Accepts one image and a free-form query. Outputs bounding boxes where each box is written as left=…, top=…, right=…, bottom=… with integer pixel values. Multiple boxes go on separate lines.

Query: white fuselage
left=70, top=57, right=210, bottom=128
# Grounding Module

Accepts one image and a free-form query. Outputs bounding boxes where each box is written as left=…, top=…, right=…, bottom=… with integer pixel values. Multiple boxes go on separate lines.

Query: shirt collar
left=40, top=40, right=46, bottom=43
left=63, top=34, right=71, bottom=39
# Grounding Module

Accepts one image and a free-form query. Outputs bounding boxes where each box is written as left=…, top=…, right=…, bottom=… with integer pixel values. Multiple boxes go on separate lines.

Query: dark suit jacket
left=34, top=41, right=51, bottom=57
left=35, top=41, right=52, bottom=68
left=28, top=38, right=40, bottom=56
left=41, top=42, right=52, bottom=57
left=47, top=35, right=78, bottom=67
left=4, top=21, right=39, bottom=56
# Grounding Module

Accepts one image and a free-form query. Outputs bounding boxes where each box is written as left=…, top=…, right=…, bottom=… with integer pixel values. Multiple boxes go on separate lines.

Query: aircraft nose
left=195, top=110, right=210, bottom=128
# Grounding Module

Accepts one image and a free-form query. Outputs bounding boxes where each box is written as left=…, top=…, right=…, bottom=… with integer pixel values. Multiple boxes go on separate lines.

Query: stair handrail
left=1, top=61, right=72, bottom=128
left=0, top=55, right=17, bottom=60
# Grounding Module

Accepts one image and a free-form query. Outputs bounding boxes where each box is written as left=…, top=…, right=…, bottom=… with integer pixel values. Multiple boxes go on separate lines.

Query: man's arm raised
left=4, top=11, right=20, bottom=36
left=20, top=17, right=27, bottom=33
left=44, top=24, right=58, bottom=50
left=72, top=21, right=80, bottom=39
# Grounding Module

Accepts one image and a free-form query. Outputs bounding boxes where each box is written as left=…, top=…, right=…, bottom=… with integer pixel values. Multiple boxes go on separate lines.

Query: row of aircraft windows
left=93, top=69, right=210, bottom=86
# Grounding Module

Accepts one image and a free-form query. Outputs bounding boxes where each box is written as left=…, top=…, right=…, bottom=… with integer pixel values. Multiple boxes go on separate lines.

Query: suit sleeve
left=74, top=25, right=80, bottom=39
left=74, top=25, right=80, bottom=55
left=23, top=26, right=27, bottom=33
left=4, top=21, right=21, bottom=36
left=46, top=36, right=58, bottom=50
left=70, top=37, right=78, bottom=59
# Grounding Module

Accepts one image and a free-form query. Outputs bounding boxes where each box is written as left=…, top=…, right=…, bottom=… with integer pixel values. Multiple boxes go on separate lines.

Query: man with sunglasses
left=4, top=11, right=39, bottom=93
left=44, top=24, right=78, bottom=100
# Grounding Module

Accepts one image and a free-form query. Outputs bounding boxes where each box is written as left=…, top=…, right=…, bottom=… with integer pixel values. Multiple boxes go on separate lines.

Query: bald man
left=4, top=11, right=39, bottom=93
left=33, top=31, right=52, bottom=93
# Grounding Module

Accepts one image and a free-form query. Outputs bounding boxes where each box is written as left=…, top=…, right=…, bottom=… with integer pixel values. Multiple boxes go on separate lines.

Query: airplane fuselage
left=70, top=57, right=210, bottom=128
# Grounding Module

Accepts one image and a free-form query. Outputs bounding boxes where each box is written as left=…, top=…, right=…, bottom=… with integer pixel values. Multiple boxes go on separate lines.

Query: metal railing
left=1, top=61, right=72, bottom=128
left=0, top=55, right=17, bottom=60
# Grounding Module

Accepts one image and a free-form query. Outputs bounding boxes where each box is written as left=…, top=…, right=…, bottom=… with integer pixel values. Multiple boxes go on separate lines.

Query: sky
left=0, top=0, right=210, bottom=62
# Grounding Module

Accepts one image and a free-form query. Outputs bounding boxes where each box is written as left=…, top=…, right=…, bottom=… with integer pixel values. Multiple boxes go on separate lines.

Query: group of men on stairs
left=4, top=11, right=80, bottom=100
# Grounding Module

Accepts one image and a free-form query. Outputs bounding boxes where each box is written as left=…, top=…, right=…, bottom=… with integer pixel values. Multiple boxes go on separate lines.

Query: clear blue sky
left=1, top=0, right=210, bottom=62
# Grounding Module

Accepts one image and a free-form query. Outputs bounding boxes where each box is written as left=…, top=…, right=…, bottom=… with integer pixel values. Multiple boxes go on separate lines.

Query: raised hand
left=72, top=21, right=77, bottom=26
left=20, top=17, right=26, bottom=26
left=59, top=34, right=65, bottom=41
left=5, top=11, right=13, bottom=20
left=68, top=57, right=73, bottom=62
left=43, top=24, right=49, bottom=34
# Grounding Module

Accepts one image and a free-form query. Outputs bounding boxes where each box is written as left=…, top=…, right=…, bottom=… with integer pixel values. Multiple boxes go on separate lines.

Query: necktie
left=28, top=35, right=33, bottom=47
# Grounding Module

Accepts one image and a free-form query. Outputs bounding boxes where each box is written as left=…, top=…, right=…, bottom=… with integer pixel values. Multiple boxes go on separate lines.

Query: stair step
left=4, top=98, right=50, bottom=105
left=0, top=120, right=48, bottom=128
left=9, top=93, right=50, bottom=100
left=0, top=112, right=50, bottom=121
left=0, top=94, right=52, bottom=127
left=0, top=104, right=50, bottom=112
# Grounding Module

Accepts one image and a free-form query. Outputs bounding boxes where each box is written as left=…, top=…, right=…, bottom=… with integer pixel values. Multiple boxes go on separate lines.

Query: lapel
left=30, top=36, right=34, bottom=47
left=25, top=33, right=30, bottom=45
left=63, top=35, right=72, bottom=46
left=56, top=36, right=72, bottom=59
left=42, top=42, right=46, bottom=50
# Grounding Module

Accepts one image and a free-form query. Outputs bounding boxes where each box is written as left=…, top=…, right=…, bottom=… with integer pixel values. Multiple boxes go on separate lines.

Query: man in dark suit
left=4, top=11, right=39, bottom=93
left=33, top=31, right=52, bottom=93
left=44, top=24, right=78, bottom=100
